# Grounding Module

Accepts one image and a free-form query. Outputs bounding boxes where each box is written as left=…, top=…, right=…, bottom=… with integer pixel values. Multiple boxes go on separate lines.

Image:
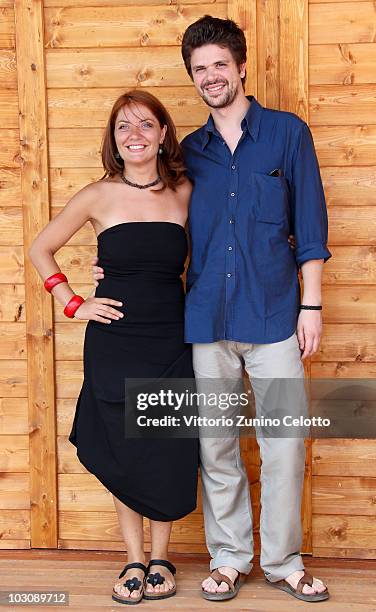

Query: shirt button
left=228, top=246, right=233, bottom=251
left=231, top=165, right=236, bottom=170
left=230, top=192, right=235, bottom=197
left=229, top=219, right=234, bottom=224
left=227, top=273, right=232, bottom=278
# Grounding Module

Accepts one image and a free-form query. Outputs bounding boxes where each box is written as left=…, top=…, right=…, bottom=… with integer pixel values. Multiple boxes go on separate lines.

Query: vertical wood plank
left=257, top=0, right=280, bottom=109
left=280, top=0, right=308, bottom=121
left=279, top=0, right=311, bottom=552
left=228, top=0, right=257, bottom=96
left=14, top=0, right=57, bottom=547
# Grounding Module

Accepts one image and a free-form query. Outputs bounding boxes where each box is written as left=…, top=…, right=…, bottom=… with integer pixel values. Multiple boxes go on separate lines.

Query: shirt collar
left=201, top=95, right=263, bottom=150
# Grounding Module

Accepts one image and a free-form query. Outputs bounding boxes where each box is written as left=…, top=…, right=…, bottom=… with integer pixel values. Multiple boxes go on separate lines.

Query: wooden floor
left=0, top=551, right=375, bottom=611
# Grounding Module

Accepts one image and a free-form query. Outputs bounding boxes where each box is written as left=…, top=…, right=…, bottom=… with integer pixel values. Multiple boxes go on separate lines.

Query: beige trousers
left=193, top=332, right=307, bottom=581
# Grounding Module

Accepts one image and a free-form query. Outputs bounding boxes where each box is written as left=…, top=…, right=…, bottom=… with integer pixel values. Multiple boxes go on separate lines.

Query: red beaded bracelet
left=44, top=272, right=68, bottom=293
left=63, top=295, right=85, bottom=318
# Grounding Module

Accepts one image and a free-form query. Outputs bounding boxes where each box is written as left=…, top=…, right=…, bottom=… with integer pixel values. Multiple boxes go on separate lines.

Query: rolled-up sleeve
left=291, top=122, right=332, bottom=268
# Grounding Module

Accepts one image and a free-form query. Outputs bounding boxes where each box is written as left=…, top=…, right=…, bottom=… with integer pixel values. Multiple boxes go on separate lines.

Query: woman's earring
left=115, top=152, right=121, bottom=160
left=158, top=145, right=164, bottom=155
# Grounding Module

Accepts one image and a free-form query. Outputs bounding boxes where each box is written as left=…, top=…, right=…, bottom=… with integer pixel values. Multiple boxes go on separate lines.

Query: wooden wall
left=309, top=0, right=376, bottom=559
left=0, top=0, right=30, bottom=549
left=0, top=0, right=375, bottom=557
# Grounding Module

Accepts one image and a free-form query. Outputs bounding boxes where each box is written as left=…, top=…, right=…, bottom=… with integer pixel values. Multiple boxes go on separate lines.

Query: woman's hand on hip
left=74, top=297, right=124, bottom=324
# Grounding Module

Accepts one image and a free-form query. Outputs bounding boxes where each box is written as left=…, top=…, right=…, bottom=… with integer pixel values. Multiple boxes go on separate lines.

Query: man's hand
left=297, top=310, right=322, bottom=360
left=92, top=256, right=104, bottom=287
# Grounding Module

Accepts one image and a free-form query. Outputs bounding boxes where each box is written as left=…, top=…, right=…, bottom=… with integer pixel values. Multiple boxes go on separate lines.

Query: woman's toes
left=130, top=590, right=140, bottom=599
left=302, top=584, right=315, bottom=595
left=217, top=581, right=229, bottom=593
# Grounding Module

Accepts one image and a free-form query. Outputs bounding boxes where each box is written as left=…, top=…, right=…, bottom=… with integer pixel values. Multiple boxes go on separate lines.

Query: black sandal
left=143, top=559, right=177, bottom=600
left=112, top=561, right=148, bottom=605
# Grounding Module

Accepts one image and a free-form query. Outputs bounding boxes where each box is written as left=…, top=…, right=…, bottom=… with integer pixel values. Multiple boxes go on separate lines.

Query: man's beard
left=200, top=81, right=239, bottom=109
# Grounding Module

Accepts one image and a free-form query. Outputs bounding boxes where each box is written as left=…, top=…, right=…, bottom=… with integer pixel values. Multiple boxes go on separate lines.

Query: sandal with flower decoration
left=112, top=561, right=148, bottom=605
left=143, top=559, right=177, bottom=600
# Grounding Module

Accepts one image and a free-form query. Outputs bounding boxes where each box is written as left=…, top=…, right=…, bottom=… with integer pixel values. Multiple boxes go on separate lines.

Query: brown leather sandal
left=266, top=569, right=329, bottom=602
left=202, top=568, right=245, bottom=601
left=112, top=561, right=147, bottom=605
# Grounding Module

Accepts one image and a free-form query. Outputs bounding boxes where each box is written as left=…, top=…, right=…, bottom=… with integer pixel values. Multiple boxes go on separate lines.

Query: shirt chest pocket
left=249, top=171, right=290, bottom=225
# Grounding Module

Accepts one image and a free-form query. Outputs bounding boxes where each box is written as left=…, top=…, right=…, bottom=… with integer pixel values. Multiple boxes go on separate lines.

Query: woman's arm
left=29, top=183, right=95, bottom=305
left=29, top=183, right=123, bottom=323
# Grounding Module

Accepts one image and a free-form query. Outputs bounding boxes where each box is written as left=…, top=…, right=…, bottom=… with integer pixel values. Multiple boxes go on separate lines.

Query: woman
left=29, top=90, right=199, bottom=605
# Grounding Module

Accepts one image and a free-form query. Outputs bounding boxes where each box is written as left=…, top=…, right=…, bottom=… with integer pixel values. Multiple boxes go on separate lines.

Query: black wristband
left=300, top=305, right=322, bottom=310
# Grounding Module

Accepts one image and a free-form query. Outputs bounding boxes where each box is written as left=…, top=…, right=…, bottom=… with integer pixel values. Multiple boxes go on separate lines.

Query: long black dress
left=69, top=222, right=198, bottom=521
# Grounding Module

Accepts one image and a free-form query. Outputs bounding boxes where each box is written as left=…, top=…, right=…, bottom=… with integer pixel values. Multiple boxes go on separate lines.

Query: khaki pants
left=193, top=332, right=307, bottom=581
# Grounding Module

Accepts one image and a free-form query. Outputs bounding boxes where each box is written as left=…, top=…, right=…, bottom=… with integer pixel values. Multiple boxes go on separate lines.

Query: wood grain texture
left=0, top=7, right=15, bottom=48
left=44, top=0, right=226, bottom=5
left=0, top=398, right=28, bottom=433
left=44, top=5, right=226, bottom=48
left=46, top=47, right=192, bottom=88
left=328, top=207, right=376, bottom=245
left=323, top=246, right=376, bottom=284
left=312, top=476, right=376, bottom=516
left=310, top=2, right=376, bottom=44
left=0, top=129, right=21, bottom=167
left=310, top=84, right=376, bottom=126
left=280, top=0, right=308, bottom=120
left=0, top=285, right=25, bottom=322
left=0, top=435, right=29, bottom=471
left=321, top=166, right=376, bottom=206
left=0, top=168, right=21, bottom=207
left=0, top=90, right=19, bottom=128
left=256, top=0, right=279, bottom=109
left=312, top=362, right=376, bottom=379
left=0, top=323, right=26, bottom=359
left=0, top=246, right=24, bottom=283
left=14, top=0, right=57, bottom=547
left=0, top=207, right=23, bottom=245
left=0, top=50, right=17, bottom=88
left=55, top=361, right=83, bottom=399
left=322, top=286, right=376, bottom=323
left=0, top=473, right=30, bottom=509
left=313, top=323, right=376, bottom=362
left=0, top=510, right=30, bottom=538
left=312, top=125, right=376, bottom=166
left=0, top=360, right=27, bottom=397
left=313, top=440, right=376, bottom=476
left=313, top=515, right=376, bottom=549
left=309, top=43, right=376, bottom=85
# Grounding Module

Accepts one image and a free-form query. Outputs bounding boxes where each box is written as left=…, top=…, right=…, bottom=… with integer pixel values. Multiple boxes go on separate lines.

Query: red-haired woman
left=29, top=91, right=198, bottom=605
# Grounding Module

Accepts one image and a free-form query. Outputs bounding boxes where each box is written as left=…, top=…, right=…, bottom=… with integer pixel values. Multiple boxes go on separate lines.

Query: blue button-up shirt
left=181, top=96, right=331, bottom=344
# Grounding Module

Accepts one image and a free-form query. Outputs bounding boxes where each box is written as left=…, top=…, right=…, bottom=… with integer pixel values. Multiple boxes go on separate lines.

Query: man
left=93, top=15, right=331, bottom=603
left=179, top=16, right=330, bottom=603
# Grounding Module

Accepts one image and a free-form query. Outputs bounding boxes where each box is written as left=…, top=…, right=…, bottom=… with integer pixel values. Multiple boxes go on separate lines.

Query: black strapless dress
left=69, top=222, right=198, bottom=521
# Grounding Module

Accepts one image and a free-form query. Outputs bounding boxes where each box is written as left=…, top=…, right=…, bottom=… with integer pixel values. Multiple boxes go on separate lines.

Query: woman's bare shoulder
left=175, top=177, right=193, bottom=198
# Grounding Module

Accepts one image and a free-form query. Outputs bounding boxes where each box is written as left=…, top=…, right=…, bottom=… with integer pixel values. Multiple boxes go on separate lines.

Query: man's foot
left=284, top=570, right=327, bottom=595
left=144, top=563, right=176, bottom=596
left=202, top=566, right=239, bottom=593
left=113, top=566, right=145, bottom=602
